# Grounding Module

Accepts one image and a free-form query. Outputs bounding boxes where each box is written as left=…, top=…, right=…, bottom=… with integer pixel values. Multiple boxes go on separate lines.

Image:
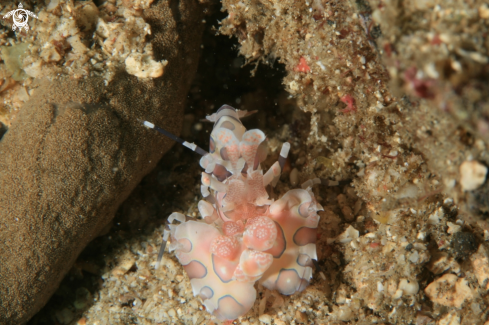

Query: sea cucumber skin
left=167, top=105, right=320, bottom=321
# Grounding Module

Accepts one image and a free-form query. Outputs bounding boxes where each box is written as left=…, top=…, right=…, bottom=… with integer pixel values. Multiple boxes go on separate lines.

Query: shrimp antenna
left=141, top=120, right=208, bottom=156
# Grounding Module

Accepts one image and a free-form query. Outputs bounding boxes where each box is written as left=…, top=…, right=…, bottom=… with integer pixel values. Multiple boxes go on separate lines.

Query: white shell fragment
left=459, top=160, right=487, bottom=191
left=336, top=225, right=359, bottom=244
left=398, top=278, right=419, bottom=295
left=427, top=207, right=444, bottom=225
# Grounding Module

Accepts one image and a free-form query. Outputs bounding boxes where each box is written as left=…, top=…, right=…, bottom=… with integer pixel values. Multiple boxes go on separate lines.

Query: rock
left=0, top=0, right=206, bottom=323
left=73, top=288, right=92, bottom=310
left=451, top=232, right=478, bottom=260
left=259, top=314, right=272, bottom=324
left=426, top=252, right=460, bottom=275
left=398, top=278, right=419, bottom=295
left=428, top=207, right=445, bottom=225
left=289, top=167, right=299, bottom=186
left=416, top=313, right=433, bottom=325
left=55, top=308, right=74, bottom=325
left=470, top=245, right=489, bottom=290
left=446, top=221, right=462, bottom=234
left=459, top=160, right=487, bottom=191
left=437, top=313, right=460, bottom=325
left=295, top=310, right=308, bottom=323
left=338, top=305, right=353, bottom=321
left=336, top=225, right=359, bottom=243
left=111, top=253, right=137, bottom=276
left=480, top=4, right=489, bottom=19
left=425, top=274, right=474, bottom=308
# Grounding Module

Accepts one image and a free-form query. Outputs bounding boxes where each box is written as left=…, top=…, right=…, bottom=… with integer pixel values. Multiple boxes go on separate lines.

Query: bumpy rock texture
left=0, top=0, right=205, bottom=323
left=217, top=0, right=489, bottom=323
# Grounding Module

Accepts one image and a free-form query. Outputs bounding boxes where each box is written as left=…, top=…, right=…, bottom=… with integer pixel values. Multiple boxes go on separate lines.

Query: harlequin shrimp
left=144, top=105, right=322, bottom=321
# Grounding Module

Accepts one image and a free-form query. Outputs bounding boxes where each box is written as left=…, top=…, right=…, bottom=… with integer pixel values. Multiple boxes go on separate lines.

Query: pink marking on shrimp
left=222, top=221, right=245, bottom=236
left=243, top=216, right=277, bottom=251
left=211, top=235, right=241, bottom=260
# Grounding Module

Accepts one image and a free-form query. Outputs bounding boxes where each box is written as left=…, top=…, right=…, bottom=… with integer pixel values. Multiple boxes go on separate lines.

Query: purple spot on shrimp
left=296, top=253, right=313, bottom=267
left=293, top=227, right=317, bottom=246
left=220, top=147, right=229, bottom=160
left=215, top=295, right=247, bottom=321
left=298, top=201, right=312, bottom=218
left=212, top=164, right=231, bottom=181
left=199, top=286, right=214, bottom=299
left=275, top=269, right=301, bottom=295
left=221, top=121, right=236, bottom=130
left=177, top=238, right=192, bottom=253
left=217, top=104, right=236, bottom=113
left=209, top=137, right=216, bottom=153
left=265, top=221, right=286, bottom=258
left=183, top=260, right=207, bottom=279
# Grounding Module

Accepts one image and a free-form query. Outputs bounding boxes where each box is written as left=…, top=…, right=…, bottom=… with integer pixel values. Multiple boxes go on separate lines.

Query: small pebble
left=55, top=308, right=74, bottom=325
left=290, top=168, right=299, bottom=186
left=295, top=310, right=308, bottom=323
left=451, top=232, right=477, bottom=260
left=259, top=314, right=272, bottom=324
left=459, top=160, right=487, bottom=191
left=399, top=278, right=419, bottom=295
left=74, top=287, right=92, bottom=310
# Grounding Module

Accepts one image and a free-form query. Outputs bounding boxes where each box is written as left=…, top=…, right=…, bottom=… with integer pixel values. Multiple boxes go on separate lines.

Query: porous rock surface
left=0, top=0, right=205, bottom=323
left=218, top=0, right=489, bottom=323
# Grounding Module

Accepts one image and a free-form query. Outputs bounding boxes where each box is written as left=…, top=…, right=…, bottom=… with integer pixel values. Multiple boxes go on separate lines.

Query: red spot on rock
left=313, top=14, right=323, bottom=21
left=340, top=94, right=357, bottom=113
left=294, top=57, right=311, bottom=73
left=431, top=34, right=442, bottom=45
left=369, top=242, right=380, bottom=249
left=338, top=29, right=349, bottom=39
left=383, top=43, right=393, bottom=57
left=404, top=67, right=436, bottom=99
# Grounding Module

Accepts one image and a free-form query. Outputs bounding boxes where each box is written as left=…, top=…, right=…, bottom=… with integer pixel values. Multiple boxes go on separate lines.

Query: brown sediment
left=0, top=0, right=206, bottom=323
left=365, top=0, right=489, bottom=218
left=216, top=0, right=489, bottom=323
